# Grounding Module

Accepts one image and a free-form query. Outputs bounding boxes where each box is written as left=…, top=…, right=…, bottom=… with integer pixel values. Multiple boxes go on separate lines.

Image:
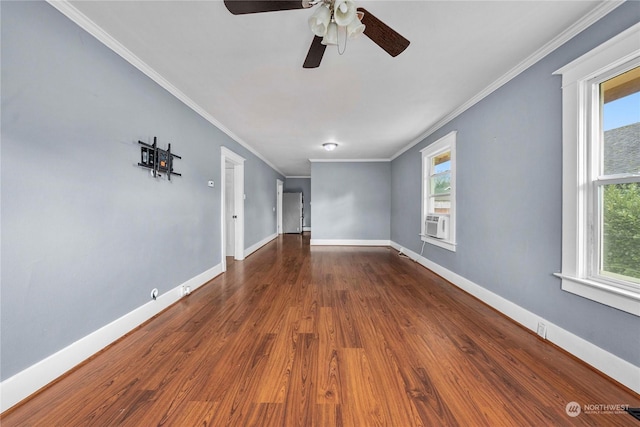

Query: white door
left=220, top=147, right=245, bottom=272
left=277, top=179, right=283, bottom=234
left=225, top=166, right=235, bottom=255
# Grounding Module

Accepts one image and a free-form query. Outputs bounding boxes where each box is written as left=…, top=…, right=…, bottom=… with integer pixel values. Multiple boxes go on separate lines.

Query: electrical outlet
left=536, top=322, right=547, bottom=339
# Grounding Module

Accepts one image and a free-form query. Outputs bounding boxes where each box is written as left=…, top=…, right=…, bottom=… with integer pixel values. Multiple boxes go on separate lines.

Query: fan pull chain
left=337, top=25, right=347, bottom=55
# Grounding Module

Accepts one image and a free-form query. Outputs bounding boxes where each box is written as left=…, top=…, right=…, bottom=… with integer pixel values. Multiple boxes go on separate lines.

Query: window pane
left=601, top=183, right=640, bottom=283
left=432, top=151, right=451, bottom=174
left=430, top=172, right=451, bottom=195
left=431, top=196, right=451, bottom=215
left=601, top=66, right=640, bottom=175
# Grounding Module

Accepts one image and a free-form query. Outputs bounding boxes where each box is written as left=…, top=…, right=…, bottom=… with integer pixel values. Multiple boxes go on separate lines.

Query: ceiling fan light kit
left=223, top=0, right=410, bottom=68
left=308, top=1, right=363, bottom=46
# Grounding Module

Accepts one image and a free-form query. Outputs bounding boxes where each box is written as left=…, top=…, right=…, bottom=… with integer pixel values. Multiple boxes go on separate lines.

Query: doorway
left=225, top=165, right=235, bottom=256
left=277, top=179, right=283, bottom=235
left=221, top=147, right=245, bottom=272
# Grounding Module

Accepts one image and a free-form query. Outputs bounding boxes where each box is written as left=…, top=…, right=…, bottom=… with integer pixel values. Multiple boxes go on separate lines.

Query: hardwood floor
left=2, top=234, right=638, bottom=426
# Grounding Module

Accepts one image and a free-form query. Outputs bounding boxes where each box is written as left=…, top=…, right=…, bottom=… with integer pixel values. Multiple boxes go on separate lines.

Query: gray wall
left=391, top=2, right=640, bottom=366
left=284, top=177, right=311, bottom=228
left=245, top=159, right=282, bottom=243
left=1, top=1, right=282, bottom=380
left=311, top=162, right=390, bottom=240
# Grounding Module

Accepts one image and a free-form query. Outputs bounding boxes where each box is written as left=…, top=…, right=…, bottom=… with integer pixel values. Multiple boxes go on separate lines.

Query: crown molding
left=308, top=158, right=391, bottom=163
left=391, top=0, right=626, bottom=161
left=45, top=0, right=285, bottom=177
left=285, top=176, right=311, bottom=179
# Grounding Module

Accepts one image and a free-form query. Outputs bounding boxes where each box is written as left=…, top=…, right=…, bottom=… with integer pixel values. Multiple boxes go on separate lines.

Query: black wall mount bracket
left=138, top=137, right=182, bottom=180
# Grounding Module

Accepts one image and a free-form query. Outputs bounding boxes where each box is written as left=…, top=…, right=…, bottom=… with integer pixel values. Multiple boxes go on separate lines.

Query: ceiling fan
left=223, top=0, right=410, bottom=68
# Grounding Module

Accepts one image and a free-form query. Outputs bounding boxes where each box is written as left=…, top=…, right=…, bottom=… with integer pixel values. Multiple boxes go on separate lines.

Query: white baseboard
left=303, top=227, right=311, bottom=232
left=389, top=241, right=640, bottom=394
left=244, top=233, right=277, bottom=258
left=0, top=263, right=223, bottom=413
left=310, top=239, right=391, bottom=246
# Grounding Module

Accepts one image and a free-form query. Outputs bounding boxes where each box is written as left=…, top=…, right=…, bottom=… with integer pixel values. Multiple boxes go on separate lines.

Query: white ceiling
left=61, top=0, right=609, bottom=176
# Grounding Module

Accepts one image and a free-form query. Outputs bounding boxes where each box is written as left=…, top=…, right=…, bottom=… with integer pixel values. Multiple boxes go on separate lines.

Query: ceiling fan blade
left=303, top=36, right=326, bottom=68
left=357, top=7, right=410, bottom=57
left=224, top=0, right=307, bottom=15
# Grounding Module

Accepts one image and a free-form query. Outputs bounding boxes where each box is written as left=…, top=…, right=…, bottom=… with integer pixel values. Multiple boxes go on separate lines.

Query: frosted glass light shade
left=347, top=14, right=365, bottom=38
left=323, top=142, right=338, bottom=151
left=333, top=0, right=356, bottom=26
left=308, top=5, right=331, bottom=37
left=321, top=22, right=338, bottom=45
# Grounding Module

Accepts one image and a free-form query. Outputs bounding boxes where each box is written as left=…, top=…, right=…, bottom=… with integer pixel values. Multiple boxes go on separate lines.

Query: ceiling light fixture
left=307, top=0, right=365, bottom=50
left=323, top=142, right=338, bottom=151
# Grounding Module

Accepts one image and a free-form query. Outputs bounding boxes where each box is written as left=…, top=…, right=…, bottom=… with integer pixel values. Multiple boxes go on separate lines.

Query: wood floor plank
left=255, top=307, right=301, bottom=404
left=317, top=307, right=342, bottom=405
left=1, top=234, right=638, bottom=426
left=161, top=401, right=219, bottom=427
left=333, top=290, right=363, bottom=348
left=283, top=332, right=319, bottom=426
left=340, top=348, right=386, bottom=426
left=314, top=403, right=342, bottom=427
left=243, top=403, right=285, bottom=427
left=298, top=284, right=320, bottom=334
left=205, top=331, right=276, bottom=426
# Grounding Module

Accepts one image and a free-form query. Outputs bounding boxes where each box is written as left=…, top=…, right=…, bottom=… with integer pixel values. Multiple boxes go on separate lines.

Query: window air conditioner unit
left=425, top=214, right=449, bottom=239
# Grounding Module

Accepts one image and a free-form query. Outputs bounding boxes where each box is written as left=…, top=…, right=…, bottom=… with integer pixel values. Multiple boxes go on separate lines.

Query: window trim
left=554, top=22, right=640, bottom=316
left=421, top=131, right=457, bottom=252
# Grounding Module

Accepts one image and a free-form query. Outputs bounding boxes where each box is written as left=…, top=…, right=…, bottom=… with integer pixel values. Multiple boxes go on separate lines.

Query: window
left=598, top=67, right=640, bottom=285
left=421, top=131, right=456, bottom=251
left=555, top=23, right=640, bottom=316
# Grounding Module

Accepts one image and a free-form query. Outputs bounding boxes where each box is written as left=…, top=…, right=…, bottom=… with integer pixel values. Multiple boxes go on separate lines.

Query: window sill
left=421, top=235, right=457, bottom=252
left=554, top=273, right=640, bottom=316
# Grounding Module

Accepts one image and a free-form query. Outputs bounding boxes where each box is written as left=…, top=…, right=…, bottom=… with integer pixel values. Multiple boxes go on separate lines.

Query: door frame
left=221, top=147, right=245, bottom=272
left=277, top=179, right=283, bottom=235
